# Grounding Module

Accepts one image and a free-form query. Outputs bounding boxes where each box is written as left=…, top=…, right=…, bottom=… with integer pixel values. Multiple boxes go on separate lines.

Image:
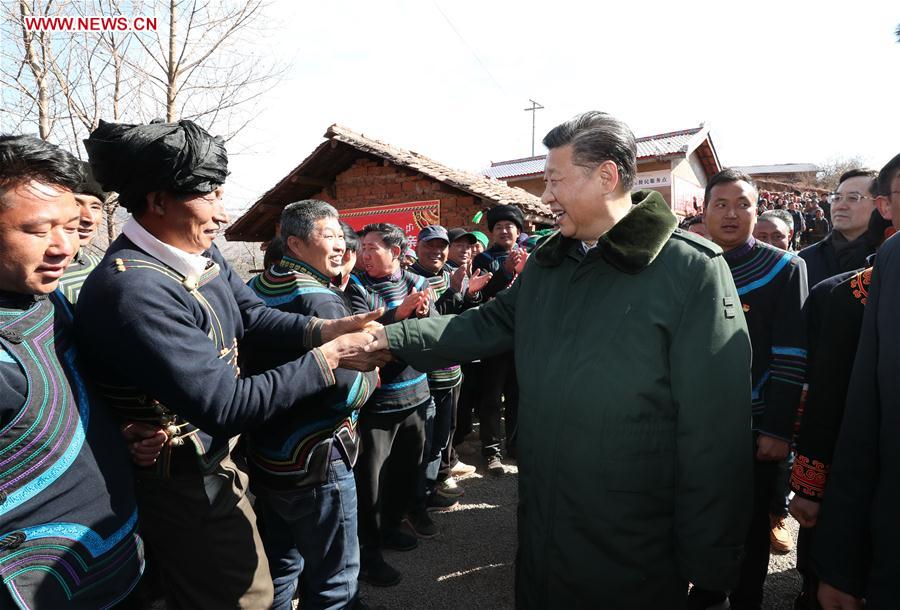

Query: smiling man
left=56, top=161, right=107, bottom=304
left=799, top=170, right=879, bottom=287
left=365, top=111, right=753, bottom=608
left=0, top=135, right=144, bottom=609
left=244, top=200, right=380, bottom=610
left=75, top=120, right=381, bottom=609
left=699, top=168, right=809, bottom=610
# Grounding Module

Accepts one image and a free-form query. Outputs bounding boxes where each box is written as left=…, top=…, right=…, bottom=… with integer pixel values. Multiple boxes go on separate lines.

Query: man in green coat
left=367, top=111, right=753, bottom=609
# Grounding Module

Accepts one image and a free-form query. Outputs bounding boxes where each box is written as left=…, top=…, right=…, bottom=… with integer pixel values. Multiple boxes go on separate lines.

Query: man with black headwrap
left=76, top=119, right=384, bottom=610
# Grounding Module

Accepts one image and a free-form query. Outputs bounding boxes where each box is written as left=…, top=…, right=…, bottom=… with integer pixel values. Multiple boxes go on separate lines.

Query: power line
left=431, top=1, right=506, bottom=95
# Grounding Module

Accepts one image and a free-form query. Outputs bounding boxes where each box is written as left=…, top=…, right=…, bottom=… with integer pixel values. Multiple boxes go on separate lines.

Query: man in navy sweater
left=76, top=119, right=380, bottom=610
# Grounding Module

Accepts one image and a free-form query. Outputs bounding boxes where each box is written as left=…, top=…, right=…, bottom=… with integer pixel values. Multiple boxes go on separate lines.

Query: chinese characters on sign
left=633, top=171, right=671, bottom=189
left=339, top=200, right=441, bottom=247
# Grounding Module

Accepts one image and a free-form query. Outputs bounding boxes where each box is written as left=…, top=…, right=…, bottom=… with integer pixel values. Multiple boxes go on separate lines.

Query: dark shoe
left=359, top=555, right=402, bottom=587
left=404, top=509, right=438, bottom=539
left=382, top=527, right=418, bottom=551
left=426, top=492, right=459, bottom=512
left=486, top=455, right=504, bottom=476
left=687, top=587, right=729, bottom=610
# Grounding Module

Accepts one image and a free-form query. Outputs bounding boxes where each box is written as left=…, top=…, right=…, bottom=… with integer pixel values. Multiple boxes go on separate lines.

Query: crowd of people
left=683, top=189, right=835, bottom=252
left=0, top=110, right=897, bottom=610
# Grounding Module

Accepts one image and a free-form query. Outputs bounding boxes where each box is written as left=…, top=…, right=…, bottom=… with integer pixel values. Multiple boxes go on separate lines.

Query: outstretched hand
left=365, top=326, right=390, bottom=352
left=319, top=309, right=385, bottom=342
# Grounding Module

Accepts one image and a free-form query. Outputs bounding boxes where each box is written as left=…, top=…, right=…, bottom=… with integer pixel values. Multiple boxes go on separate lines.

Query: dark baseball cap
left=447, top=228, right=477, bottom=244
left=418, top=225, right=449, bottom=243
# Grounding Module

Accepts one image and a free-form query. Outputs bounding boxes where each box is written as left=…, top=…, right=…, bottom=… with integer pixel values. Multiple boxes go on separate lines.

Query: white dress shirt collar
left=122, top=217, right=209, bottom=283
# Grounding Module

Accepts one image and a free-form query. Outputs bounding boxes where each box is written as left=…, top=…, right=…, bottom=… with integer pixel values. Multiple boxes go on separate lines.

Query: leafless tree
left=0, top=0, right=70, bottom=139
left=128, top=0, right=284, bottom=140
left=816, top=155, right=868, bottom=191
left=2, top=0, right=284, bottom=243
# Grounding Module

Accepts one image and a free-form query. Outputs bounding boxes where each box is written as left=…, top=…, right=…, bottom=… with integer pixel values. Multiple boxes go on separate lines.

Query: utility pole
left=524, top=99, right=544, bottom=156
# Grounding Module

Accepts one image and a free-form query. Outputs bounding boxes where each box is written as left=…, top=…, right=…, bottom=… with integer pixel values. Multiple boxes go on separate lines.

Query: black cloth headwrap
left=76, top=160, right=108, bottom=201
left=486, top=204, right=525, bottom=232
left=84, top=119, right=228, bottom=210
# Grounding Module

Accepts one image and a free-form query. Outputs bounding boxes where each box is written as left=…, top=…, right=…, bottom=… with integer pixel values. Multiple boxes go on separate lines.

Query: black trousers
left=454, top=362, right=483, bottom=445
left=730, top=459, right=780, bottom=609
left=794, top=526, right=822, bottom=609
left=478, top=353, right=518, bottom=458
left=435, top=384, right=461, bottom=477
left=355, top=404, right=427, bottom=552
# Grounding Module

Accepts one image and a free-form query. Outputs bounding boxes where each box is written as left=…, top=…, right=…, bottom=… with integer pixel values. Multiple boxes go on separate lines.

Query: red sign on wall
left=340, top=200, right=441, bottom=246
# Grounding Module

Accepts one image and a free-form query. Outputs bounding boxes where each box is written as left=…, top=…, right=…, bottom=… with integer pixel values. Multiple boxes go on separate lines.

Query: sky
left=221, top=0, right=899, bottom=215
left=6, top=0, right=898, bottom=215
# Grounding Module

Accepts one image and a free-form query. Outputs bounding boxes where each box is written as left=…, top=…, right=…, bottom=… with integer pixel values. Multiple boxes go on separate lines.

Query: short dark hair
left=838, top=168, right=877, bottom=193
left=341, top=221, right=359, bottom=253
left=0, top=135, right=83, bottom=198
left=280, top=199, right=339, bottom=242
left=360, top=222, right=407, bottom=252
left=703, top=168, right=758, bottom=208
left=760, top=209, right=793, bottom=231
left=542, top=111, right=637, bottom=191
left=679, top=215, right=705, bottom=230
left=263, top=236, right=284, bottom=269
left=875, top=154, right=900, bottom=197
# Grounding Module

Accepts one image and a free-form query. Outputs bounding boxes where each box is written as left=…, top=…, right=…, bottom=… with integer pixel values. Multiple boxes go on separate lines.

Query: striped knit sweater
left=346, top=269, right=434, bottom=412
left=57, top=248, right=101, bottom=305
left=408, top=261, right=482, bottom=390
left=242, top=257, right=378, bottom=489
left=724, top=238, right=809, bottom=440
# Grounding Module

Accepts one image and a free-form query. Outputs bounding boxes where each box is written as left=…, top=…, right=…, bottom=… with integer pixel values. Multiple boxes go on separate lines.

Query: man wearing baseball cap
left=406, top=226, right=492, bottom=535
left=446, top=228, right=478, bottom=270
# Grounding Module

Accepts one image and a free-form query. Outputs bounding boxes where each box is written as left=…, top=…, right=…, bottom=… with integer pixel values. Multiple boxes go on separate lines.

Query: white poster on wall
left=633, top=170, right=671, bottom=189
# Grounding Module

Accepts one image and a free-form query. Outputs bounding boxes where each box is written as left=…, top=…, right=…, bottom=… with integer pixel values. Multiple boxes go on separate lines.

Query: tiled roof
left=734, top=164, right=820, bottom=175
left=483, top=156, right=546, bottom=179
left=484, top=126, right=709, bottom=180
left=327, top=125, right=550, bottom=218
left=225, top=124, right=553, bottom=242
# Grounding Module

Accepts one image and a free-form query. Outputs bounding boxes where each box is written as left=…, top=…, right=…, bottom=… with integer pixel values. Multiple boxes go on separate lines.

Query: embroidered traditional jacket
left=0, top=291, right=143, bottom=609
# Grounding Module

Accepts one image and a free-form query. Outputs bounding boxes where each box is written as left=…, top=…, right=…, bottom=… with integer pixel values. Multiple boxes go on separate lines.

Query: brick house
left=224, top=124, right=552, bottom=244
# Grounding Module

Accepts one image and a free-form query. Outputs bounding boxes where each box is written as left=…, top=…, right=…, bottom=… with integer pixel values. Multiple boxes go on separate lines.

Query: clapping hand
left=502, top=249, right=528, bottom=275
left=466, top=269, right=492, bottom=295
left=449, top=265, right=467, bottom=293
left=396, top=291, right=428, bottom=321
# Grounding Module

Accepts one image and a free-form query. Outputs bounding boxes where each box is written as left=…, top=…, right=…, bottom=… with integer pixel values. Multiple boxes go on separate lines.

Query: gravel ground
left=362, top=438, right=804, bottom=610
